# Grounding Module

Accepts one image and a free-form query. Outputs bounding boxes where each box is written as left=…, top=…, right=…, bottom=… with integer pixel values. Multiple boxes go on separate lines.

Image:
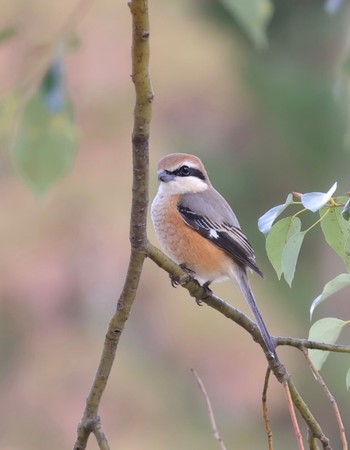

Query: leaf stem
left=292, top=207, right=308, bottom=219
left=304, top=208, right=330, bottom=234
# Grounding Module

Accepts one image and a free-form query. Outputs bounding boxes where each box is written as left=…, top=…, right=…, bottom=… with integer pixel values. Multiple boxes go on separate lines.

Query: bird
left=151, top=153, right=277, bottom=359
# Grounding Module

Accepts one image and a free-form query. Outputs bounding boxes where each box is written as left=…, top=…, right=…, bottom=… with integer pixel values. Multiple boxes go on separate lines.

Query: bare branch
left=191, top=369, right=228, bottom=450
left=147, top=241, right=333, bottom=448
left=93, top=420, right=110, bottom=450
left=276, top=337, right=350, bottom=354
left=308, top=430, right=321, bottom=450
left=146, top=242, right=281, bottom=367
left=73, top=0, right=152, bottom=448
left=302, top=348, right=348, bottom=450
left=68, top=0, right=347, bottom=448
left=262, top=368, right=274, bottom=450
left=287, top=380, right=331, bottom=450
left=147, top=242, right=350, bottom=357
left=283, top=381, right=305, bottom=450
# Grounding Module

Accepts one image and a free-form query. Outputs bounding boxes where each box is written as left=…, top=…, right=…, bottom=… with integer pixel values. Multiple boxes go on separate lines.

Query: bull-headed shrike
left=151, top=153, right=277, bottom=358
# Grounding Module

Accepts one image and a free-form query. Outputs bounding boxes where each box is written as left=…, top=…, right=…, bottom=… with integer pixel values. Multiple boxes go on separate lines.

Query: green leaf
left=345, top=235, right=350, bottom=273
left=342, top=51, right=350, bottom=76
left=0, top=91, right=21, bottom=150
left=258, top=193, right=293, bottom=235
left=308, top=318, right=348, bottom=370
left=280, top=218, right=305, bottom=287
left=266, top=216, right=299, bottom=279
left=301, top=182, right=337, bottom=213
left=320, top=197, right=350, bottom=261
left=265, top=216, right=305, bottom=285
left=219, top=0, right=273, bottom=50
left=346, top=367, right=350, bottom=391
left=342, top=199, right=350, bottom=221
left=13, top=59, right=77, bottom=194
left=0, top=27, right=16, bottom=44
left=310, top=273, right=350, bottom=319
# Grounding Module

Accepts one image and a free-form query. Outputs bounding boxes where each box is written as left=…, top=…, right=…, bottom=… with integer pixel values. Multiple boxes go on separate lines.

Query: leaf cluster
left=259, top=183, right=350, bottom=382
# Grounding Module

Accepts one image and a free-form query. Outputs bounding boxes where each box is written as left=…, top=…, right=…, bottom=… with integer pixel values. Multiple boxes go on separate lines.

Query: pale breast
left=151, top=194, right=183, bottom=262
left=151, top=193, right=233, bottom=283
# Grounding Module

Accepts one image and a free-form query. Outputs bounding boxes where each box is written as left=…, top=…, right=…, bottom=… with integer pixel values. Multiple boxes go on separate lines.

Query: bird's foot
left=169, top=266, right=212, bottom=307
left=194, top=281, right=212, bottom=305
left=202, top=281, right=212, bottom=297
left=169, top=264, right=195, bottom=288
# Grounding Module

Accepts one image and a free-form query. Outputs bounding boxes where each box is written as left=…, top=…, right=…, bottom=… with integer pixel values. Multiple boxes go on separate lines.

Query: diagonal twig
left=191, top=368, right=228, bottom=450
left=302, top=348, right=348, bottom=450
left=147, top=241, right=332, bottom=449
left=283, top=380, right=305, bottom=450
left=93, top=420, right=110, bottom=450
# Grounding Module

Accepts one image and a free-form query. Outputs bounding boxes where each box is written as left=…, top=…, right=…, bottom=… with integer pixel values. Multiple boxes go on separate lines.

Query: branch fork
left=73, top=1, right=349, bottom=449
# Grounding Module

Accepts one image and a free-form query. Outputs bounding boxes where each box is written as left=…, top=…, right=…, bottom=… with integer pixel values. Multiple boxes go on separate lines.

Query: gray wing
left=179, top=190, right=263, bottom=276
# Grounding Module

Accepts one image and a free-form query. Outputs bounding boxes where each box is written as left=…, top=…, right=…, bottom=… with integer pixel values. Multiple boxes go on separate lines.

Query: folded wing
left=178, top=204, right=263, bottom=277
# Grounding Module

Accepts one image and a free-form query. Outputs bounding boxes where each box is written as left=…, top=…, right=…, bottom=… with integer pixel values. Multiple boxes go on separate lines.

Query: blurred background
left=1, top=0, right=350, bottom=449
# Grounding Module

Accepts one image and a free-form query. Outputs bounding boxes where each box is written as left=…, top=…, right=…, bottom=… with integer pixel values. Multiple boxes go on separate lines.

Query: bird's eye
left=180, top=165, right=190, bottom=176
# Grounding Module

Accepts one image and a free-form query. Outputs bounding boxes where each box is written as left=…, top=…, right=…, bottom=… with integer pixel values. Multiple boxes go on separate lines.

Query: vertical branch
left=129, top=0, right=153, bottom=250
left=73, top=1, right=152, bottom=449
left=262, top=368, right=273, bottom=450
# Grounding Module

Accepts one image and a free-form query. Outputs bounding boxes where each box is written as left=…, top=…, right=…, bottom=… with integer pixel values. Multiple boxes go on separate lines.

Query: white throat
left=158, top=176, right=209, bottom=196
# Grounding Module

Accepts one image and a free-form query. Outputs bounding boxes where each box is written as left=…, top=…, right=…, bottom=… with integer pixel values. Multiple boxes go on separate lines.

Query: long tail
left=234, top=270, right=278, bottom=360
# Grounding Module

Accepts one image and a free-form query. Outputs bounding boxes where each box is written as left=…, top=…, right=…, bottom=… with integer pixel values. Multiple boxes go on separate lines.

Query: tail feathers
left=235, top=271, right=278, bottom=360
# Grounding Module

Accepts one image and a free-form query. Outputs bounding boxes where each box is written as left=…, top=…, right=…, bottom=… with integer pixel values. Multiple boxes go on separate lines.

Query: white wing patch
left=178, top=204, right=263, bottom=276
left=209, top=229, right=219, bottom=239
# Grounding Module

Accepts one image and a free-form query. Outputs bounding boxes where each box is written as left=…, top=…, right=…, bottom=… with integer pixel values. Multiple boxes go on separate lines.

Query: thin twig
left=191, top=369, right=228, bottom=450
left=93, top=420, right=110, bottom=450
left=283, top=381, right=305, bottom=450
left=287, top=380, right=331, bottom=450
left=308, top=429, right=321, bottom=450
left=262, top=368, right=273, bottom=450
left=276, top=337, right=350, bottom=354
left=302, top=348, right=348, bottom=450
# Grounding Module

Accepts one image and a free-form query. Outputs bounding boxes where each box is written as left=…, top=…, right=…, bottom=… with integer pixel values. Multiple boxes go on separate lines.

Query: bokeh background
left=1, top=0, right=350, bottom=449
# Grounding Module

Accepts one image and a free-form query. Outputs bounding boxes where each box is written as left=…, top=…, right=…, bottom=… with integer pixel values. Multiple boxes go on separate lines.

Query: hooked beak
left=158, top=170, right=175, bottom=182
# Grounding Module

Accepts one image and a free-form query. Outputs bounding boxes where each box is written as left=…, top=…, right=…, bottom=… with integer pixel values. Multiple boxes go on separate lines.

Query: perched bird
left=151, top=153, right=277, bottom=358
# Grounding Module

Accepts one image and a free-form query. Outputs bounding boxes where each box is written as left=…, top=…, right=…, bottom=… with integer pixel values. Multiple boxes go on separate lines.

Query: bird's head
left=157, top=153, right=210, bottom=195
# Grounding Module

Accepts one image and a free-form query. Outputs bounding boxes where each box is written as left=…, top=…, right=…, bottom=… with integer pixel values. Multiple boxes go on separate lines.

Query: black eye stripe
left=171, top=166, right=206, bottom=181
